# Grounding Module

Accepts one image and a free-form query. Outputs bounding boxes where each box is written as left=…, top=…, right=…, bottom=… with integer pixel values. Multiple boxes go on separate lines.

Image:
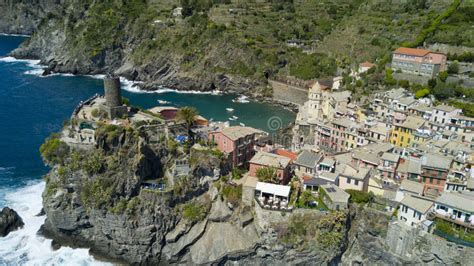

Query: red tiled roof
left=394, top=47, right=430, bottom=57
left=360, top=61, right=375, bottom=68
left=276, top=149, right=298, bottom=161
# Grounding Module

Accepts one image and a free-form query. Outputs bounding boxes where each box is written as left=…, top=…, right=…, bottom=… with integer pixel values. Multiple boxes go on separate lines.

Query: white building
left=434, top=191, right=474, bottom=226
left=430, top=105, right=462, bottom=127
left=398, top=195, right=433, bottom=227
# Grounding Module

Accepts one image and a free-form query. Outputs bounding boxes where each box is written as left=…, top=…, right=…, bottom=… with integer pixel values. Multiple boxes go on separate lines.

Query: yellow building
left=389, top=116, right=426, bottom=148
left=345, top=131, right=358, bottom=150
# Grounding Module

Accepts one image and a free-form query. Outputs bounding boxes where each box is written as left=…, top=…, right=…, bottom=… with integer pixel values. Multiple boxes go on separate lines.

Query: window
left=354, top=180, right=359, bottom=186
left=347, top=178, right=351, bottom=184
left=430, top=177, right=433, bottom=184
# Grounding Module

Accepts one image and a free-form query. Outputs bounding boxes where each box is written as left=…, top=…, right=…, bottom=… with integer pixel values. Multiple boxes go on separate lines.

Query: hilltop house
left=249, top=151, right=292, bottom=184
left=391, top=47, right=447, bottom=78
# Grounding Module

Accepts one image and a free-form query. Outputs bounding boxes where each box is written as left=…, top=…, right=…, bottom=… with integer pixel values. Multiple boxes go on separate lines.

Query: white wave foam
left=0, top=33, right=31, bottom=37
left=0, top=182, right=110, bottom=265
left=232, top=95, right=250, bottom=103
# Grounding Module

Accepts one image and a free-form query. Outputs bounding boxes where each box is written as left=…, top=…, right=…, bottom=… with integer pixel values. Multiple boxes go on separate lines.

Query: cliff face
left=8, top=0, right=266, bottom=94
left=40, top=121, right=352, bottom=264
left=0, top=0, right=64, bottom=35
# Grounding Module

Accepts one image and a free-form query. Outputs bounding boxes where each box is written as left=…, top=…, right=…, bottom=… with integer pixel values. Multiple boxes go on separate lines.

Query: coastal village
left=62, top=46, right=474, bottom=252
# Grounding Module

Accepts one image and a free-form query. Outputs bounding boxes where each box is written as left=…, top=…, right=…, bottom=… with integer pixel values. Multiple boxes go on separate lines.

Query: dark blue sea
left=0, top=35, right=294, bottom=264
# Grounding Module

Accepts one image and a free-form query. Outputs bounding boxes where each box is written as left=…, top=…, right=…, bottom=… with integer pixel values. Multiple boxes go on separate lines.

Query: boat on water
left=232, top=95, right=249, bottom=103
left=239, top=122, right=245, bottom=126
left=229, top=115, right=239, bottom=121
left=157, top=99, right=170, bottom=104
left=226, top=108, right=234, bottom=112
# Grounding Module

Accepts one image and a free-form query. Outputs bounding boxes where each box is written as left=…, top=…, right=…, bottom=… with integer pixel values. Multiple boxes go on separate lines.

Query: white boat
left=232, top=115, right=238, bottom=120
left=239, top=123, right=245, bottom=126
left=232, top=95, right=249, bottom=103
left=226, top=108, right=234, bottom=112
left=157, top=100, right=170, bottom=104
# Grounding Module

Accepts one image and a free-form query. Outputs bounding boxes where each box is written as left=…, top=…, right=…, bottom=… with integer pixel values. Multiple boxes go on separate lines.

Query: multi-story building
left=338, top=165, right=372, bottom=192
left=391, top=47, right=447, bottom=78
left=434, top=191, right=474, bottom=229
left=378, top=152, right=400, bottom=179
left=390, top=116, right=427, bottom=148
left=249, top=151, right=292, bottom=184
left=430, top=104, right=462, bottom=131
left=398, top=195, right=433, bottom=227
left=421, top=153, right=453, bottom=196
left=209, top=126, right=260, bottom=168
left=330, top=117, right=353, bottom=152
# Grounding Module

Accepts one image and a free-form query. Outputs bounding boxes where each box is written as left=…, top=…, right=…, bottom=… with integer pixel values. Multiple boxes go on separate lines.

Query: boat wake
left=0, top=182, right=109, bottom=265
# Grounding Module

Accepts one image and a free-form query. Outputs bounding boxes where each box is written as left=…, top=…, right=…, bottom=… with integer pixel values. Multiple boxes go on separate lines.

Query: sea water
left=0, top=35, right=295, bottom=264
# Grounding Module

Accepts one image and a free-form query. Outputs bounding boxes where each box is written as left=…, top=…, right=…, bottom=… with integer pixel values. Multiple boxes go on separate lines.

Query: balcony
left=429, top=211, right=474, bottom=230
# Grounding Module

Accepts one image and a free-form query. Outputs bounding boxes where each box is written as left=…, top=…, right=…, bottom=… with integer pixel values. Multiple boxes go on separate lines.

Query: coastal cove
left=0, top=35, right=294, bottom=264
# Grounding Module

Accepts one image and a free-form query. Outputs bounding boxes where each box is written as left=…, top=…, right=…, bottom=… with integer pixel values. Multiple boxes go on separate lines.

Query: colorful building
left=391, top=47, right=447, bottom=78
left=389, top=116, right=426, bottom=148
left=421, top=153, right=453, bottom=197
left=209, top=126, right=260, bottom=168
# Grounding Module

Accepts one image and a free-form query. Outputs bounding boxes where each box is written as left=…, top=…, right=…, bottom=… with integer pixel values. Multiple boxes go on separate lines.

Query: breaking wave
left=0, top=182, right=110, bottom=265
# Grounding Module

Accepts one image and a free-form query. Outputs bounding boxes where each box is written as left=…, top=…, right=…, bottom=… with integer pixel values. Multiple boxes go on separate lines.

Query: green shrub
left=415, top=88, right=430, bottom=99
left=221, top=184, right=242, bottom=206
left=345, top=189, right=373, bottom=204
left=447, top=61, right=459, bottom=74
left=40, top=135, right=70, bottom=165
left=438, top=71, right=448, bottom=82
left=182, top=200, right=209, bottom=223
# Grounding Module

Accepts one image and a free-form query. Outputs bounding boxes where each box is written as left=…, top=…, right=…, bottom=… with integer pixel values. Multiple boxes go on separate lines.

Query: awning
left=255, top=182, right=291, bottom=198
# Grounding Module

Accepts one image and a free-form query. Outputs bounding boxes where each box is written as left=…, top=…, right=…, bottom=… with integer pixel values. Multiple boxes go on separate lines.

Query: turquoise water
left=0, top=35, right=294, bottom=264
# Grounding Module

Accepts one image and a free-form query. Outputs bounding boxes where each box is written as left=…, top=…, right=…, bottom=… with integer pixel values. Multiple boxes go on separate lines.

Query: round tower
left=104, top=76, right=122, bottom=108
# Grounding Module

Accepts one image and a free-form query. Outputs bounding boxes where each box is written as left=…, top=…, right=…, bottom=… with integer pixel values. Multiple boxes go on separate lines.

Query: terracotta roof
left=275, top=149, right=298, bottom=161
left=360, top=61, right=376, bottom=68
left=394, top=47, right=430, bottom=57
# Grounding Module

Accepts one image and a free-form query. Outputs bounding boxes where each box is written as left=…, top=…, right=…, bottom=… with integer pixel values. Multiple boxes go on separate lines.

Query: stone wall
left=269, top=80, right=308, bottom=106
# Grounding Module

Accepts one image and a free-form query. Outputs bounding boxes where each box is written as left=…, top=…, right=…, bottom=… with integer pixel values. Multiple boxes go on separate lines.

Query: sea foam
left=0, top=182, right=110, bottom=265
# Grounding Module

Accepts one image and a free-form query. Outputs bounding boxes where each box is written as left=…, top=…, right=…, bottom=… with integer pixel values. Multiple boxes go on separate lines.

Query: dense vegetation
left=36, top=0, right=469, bottom=86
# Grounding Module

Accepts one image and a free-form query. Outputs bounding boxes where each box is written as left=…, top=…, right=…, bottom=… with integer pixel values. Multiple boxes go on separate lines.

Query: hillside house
left=391, top=47, right=447, bottom=78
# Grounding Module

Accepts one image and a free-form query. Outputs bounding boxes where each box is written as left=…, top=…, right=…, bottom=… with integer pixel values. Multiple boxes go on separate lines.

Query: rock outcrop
left=0, top=207, right=24, bottom=237
left=0, top=0, right=62, bottom=35
left=341, top=206, right=474, bottom=265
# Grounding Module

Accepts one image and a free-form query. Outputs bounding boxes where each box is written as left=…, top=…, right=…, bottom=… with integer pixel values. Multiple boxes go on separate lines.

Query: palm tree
left=176, top=106, right=198, bottom=143
left=256, top=167, right=278, bottom=183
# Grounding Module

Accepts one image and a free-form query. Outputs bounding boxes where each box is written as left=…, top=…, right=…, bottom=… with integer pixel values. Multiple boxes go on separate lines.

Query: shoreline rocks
left=0, top=207, right=24, bottom=237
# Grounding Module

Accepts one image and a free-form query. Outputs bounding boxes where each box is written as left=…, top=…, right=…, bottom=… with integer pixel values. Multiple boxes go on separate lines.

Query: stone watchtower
left=100, top=76, right=128, bottom=119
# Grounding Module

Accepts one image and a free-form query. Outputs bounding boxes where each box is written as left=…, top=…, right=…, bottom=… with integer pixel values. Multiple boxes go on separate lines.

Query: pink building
left=209, top=126, right=260, bottom=168
left=249, top=151, right=291, bottom=184
left=391, top=47, right=447, bottom=78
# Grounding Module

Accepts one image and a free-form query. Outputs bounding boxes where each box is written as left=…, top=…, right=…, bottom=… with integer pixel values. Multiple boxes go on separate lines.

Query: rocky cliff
left=39, top=120, right=474, bottom=265
left=40, top=121, right=352, bottom=264
left=0, top=0, right=63, bottom=35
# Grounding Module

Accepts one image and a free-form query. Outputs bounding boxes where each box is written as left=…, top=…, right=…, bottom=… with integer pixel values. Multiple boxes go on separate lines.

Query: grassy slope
left=31, top=0, right=467, bottom=87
